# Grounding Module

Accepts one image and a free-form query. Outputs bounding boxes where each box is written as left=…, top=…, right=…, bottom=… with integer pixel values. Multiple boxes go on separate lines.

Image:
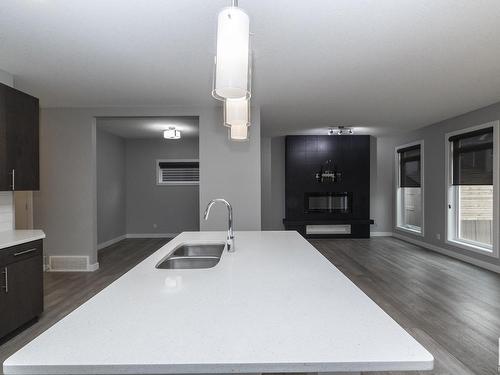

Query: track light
left=328, top=126, right=354, bottom=135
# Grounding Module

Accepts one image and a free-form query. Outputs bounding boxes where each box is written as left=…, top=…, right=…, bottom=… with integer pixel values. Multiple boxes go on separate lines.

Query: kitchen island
left=3, top=231, right=433, bottom=374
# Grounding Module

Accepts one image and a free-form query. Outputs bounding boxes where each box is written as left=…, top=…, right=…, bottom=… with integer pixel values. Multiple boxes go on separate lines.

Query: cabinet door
left=0, top=266, right=9, bottom=337
left=0, top=255, right=43, bottom=338
left=6, top=88, right=39, bottom=191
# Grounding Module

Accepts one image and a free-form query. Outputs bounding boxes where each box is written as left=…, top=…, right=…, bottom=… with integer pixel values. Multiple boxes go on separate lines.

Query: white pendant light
left=163, top=127, right=181, bottom=139
left=212, top=1, right=250, bottom=100
left=224, top=98, right=250, bottom=127
left=229, top=123, right=248, bottom=141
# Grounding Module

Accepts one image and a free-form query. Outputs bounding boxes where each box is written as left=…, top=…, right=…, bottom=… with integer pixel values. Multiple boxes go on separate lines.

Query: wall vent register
left=157, top=160, right=199, bottom=185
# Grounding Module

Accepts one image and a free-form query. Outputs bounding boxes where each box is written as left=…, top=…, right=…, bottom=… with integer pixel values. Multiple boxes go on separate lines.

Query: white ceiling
left=97, top=116, right=199, bottom=139
left=1, top=0, right=500, bottom=136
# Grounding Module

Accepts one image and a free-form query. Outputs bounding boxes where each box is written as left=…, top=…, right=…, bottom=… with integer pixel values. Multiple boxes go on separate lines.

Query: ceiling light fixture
left=224, top=97, right=250, bottom=127
left=212, top=0, right=253, bottom=142
left=212, top=0, right=250, bottom=101
left=329, top=126, right=354, bottom=136
left=229, top=123, right=248, bottom=141
left=163, top=127, right=181, bottom=140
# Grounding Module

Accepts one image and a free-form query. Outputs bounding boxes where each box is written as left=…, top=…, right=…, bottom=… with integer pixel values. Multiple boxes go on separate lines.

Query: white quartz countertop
left=3, top=231, right=433, bottom=374
left=0, top=230, right=45, bottom=250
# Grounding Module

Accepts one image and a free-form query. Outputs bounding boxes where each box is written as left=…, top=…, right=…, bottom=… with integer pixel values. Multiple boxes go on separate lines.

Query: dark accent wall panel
left=284, top=135, right=371, bottom=237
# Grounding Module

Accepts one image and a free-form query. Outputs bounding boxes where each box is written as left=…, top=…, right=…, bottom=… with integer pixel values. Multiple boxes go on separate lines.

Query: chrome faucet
left=204, top=199, right=234, bottom=252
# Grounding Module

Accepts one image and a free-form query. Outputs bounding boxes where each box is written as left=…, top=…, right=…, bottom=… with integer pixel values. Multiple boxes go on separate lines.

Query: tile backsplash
left=0, top=192, right=14, bottom=231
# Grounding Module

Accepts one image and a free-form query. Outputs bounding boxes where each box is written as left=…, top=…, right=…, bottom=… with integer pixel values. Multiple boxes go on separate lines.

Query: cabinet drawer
left=0, top=240, right=43, bottom=266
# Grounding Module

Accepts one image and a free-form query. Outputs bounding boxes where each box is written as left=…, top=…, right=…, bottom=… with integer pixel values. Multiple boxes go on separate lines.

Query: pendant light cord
left=231, top=0, right=239, bottom=7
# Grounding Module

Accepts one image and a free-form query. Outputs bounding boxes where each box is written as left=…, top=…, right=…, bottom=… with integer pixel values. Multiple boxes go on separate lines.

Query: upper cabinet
left=0, top=83, right=39, bottom=191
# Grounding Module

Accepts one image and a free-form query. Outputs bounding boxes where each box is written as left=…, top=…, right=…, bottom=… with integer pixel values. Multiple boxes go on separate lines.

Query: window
left=156, top=159, right=199, bottom=185
left=396, top=142, right=423, bottom=234
left=446, top=123, right=499, bottom=255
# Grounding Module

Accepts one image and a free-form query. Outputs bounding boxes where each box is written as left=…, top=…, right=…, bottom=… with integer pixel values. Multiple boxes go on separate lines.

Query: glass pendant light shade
left=229, top=124, right=248, bottom=141
left=224, top=98, right=250, bottom=127
left=212, top=6, right=250, bottom=100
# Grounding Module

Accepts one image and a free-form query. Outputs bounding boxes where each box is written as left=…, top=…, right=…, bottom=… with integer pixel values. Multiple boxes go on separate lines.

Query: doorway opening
left=95, top=116, right=199, bottom=249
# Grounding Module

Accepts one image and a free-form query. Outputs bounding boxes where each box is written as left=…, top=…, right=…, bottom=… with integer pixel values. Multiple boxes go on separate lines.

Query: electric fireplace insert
left=304, top=192, right=352, bottom=214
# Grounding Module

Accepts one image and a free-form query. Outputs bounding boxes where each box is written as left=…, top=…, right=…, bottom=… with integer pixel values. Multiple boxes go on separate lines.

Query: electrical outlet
left=436, top=233, right=441, bottom=240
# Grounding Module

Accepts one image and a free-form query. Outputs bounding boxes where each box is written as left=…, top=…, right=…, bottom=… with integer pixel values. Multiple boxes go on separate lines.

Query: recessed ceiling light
left=163, top=127, right=181, bottom=139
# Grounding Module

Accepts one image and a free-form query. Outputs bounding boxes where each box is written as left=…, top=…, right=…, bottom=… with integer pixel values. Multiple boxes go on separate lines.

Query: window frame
left=445, top=121, right=500, bottom=257
left=394, top=140, right=424, bottom=236
left=156, top=159, right=200, bottom=186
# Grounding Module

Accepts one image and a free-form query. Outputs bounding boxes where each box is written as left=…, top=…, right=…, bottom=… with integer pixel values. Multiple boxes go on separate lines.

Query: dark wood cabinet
left=0, top=240, right=43, bottom=339
left=0, top=82, right=39, bottom=191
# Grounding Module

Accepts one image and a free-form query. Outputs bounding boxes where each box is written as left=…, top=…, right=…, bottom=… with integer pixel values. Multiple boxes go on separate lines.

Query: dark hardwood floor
left=310, top=237, right=500, bottom=375
left=1, top=236, right=499, bottom=374
left=0, top=238, right=170, bottom=374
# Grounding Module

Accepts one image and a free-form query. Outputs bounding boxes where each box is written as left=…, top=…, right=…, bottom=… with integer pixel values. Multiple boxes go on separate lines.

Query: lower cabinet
left=0, top=240, right=43, bottom=339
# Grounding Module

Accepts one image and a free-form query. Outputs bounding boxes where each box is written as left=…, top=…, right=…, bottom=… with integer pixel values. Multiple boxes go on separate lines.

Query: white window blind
left=157, top=160, right=199, bottom=185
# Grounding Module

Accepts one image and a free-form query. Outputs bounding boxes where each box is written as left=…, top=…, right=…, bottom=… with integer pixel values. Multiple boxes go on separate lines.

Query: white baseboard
left=97, top=234, right=127, bottom=250
left=370, top=232, right=393, bottom=237
left=126, top=233, right=178, bottom=239
left=392, top=232, right=500, bottom=274
left=97, top=233, right=177, bottom=250
left=47, top=256, right=100, bottom=273
left=47, top=233, right=176, bottom=273
left=87, top=262, right=99, bottom=272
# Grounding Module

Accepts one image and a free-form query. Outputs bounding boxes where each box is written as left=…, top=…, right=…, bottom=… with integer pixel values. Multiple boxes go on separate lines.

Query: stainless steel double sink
left=156, top=243, right=225, bottom=270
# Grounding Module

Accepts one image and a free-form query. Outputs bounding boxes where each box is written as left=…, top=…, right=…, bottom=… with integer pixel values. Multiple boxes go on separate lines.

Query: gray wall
left=96, top=129, right=126, bottom=244
left=34, top=106, right=261, bottom=269
left=376, top=101, right=500, bottom=269
left=0, top=69, right=14, bottom=87
left=261, top=137, right=272, bottom=229
left=261, top=136, right=285, bottom=230
left=370, top=136, right=396, bottom=234
left=125, top=138, right=199, bottom=235
left=34, top=109, right=98, bottom=265
left=199, top=107, right=261, bottom=231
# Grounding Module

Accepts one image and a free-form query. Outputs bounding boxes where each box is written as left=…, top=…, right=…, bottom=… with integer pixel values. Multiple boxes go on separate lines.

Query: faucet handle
left=226, top=236, right=235, bottom=253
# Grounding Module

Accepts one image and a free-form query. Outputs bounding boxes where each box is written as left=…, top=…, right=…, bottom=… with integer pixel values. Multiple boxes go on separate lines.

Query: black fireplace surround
left=283, top=135, right=373, bottom=238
